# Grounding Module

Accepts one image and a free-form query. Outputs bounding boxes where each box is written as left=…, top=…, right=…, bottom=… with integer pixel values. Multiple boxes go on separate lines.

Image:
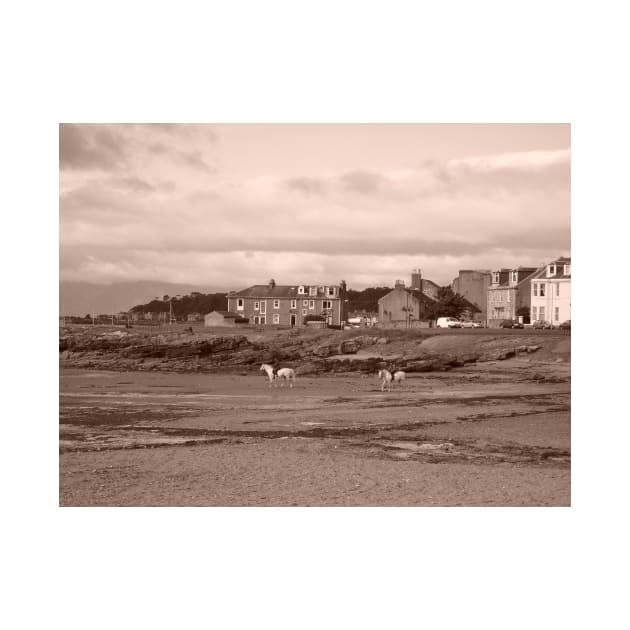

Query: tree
left=428, top=287, right=472, bottom=319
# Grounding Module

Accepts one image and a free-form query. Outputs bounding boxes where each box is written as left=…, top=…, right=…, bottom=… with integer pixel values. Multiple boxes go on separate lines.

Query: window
left=303, top=299, right=308, bottom=306
left=322, top=300, right=332, bottom=309
left=533, top=283, right=538, bottom=297
left=327, top=287, right=336, bottom=297
left=511, top=271, right=518, bottom=283
left=539, top=307, right=545, bottom=320
left=254, top=301, right=259, bottom=310
left=273, top=300, right=280, bottom=309
left=302, top=309, right=307, bottom=316
left=548, top=264, right=556, bottom=275
left=564, top=264, right=571, bottom=275
left=309, top=300, right=315, bottom=309
left=497, top=292, right=502, bottom=302
left=237, top=298, right=244, bottom=310
left=291, top=299, right=296, bottom=309
left=493, top=272, right=499, bottom=284
left=273, top=314, right=280, bottom=324
left=554, top=307, right=559, bottom=322
left=532, top=306, right=537, bottom=321
left=260, top=301, right=266, bottom=314
left=309, top=286, right=317, bottom=296
left=507, top=291, right=511, bottom=302
left=298, top=286, right=305, bottom=294
left=540, top=283, right=545, bottom=297
left=556, top=283, right=560, bottom=297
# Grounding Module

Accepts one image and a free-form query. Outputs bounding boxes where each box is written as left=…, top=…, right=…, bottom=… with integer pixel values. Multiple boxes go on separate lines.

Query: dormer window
left=309, top=286, right=317, bottom=296
left=511, top=271, right=518, bottom=283
left=298, top=286, right=305, bottom=295
left=493, top=272, right=500, bottom=284
left=564, top=264, right=571, bottom=275
left=327, top=286, right=336, bottom=297
left=548, top=264, right=556, bottom=276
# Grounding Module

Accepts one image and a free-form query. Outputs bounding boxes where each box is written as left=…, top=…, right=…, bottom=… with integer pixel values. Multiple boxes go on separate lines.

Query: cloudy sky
left=59, top=123, right=570, bottom=290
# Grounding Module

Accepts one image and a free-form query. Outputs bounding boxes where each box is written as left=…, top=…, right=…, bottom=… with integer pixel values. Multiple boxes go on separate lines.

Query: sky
left=59, top=123, right=570, bottom=291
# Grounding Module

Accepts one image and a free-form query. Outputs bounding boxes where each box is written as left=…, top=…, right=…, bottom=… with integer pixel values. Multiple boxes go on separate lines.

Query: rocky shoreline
left=59, top=327, right=550, bottom=375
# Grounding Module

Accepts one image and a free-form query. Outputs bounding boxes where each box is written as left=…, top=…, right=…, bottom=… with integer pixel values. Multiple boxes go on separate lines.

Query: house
left=378, top=279, right=436, bottom=328
left=226, top=279, right=348, bottom=327
left=187, top=312, right=202, bottom=322
left=204, top=311, right=247, bottom=327
left=451, top=269, right=492, bottom=322
left=528, top=256, right=571, bottom=325
left=487, top=266, right=538, bottom=325
left=411, top=268, right=440, bottom=300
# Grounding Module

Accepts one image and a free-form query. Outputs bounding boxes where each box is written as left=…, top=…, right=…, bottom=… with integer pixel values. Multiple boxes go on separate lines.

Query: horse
left=378, top=369, right=405, bottom=392
left=275, top=367, right=296, bottom=388
left=260, top=363, right=277, bottom=387
left=260, top=363, right=296, bottom=388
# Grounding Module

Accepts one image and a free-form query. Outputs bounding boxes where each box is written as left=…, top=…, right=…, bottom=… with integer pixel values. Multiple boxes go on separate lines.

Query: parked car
left=436, top=317, right=462, bottom=328
left=461, top=320, right=483, bottom=328
left=559, top=320, right=571, bottom=330
left=500, top=319, right=524, bottom=329
left=532, top=320, right=552, bottom=329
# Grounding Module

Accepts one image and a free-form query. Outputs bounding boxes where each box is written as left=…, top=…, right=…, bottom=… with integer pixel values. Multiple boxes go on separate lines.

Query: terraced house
left=528, top=256, right=571, bottom=325
left=227, top=279, right=348, bottom=327
left=487, top=266, right=538, bottom=325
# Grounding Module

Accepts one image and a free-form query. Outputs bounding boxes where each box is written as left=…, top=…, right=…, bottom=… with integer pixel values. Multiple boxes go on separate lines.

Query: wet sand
left=59, top=359, right=570, bottom=506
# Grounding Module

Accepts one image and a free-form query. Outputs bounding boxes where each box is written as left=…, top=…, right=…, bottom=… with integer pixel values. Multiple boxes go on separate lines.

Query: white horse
left=276, top=367, right=296, bottom=388
left=260, top=363, right=277, bottom=387
left=260, top=363, right=296, bottom=388
left=378, top=369, right=405, bottom=392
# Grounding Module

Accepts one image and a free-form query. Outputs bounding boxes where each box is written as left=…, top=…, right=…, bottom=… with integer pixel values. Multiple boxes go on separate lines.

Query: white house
left=529, top=256, right=571, bottom=325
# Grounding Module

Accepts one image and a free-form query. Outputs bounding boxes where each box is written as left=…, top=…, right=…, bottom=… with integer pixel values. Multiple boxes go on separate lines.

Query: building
left=411, top=268, right=440, bottom=300
left=451, top=270, right=492, bottom=322
left=528, top=256, right=571, bottom=325
left=204, top=311, right=244, bottom=327
left=378, top=279, right=436, bottom=327
left=487, top=266, right=538, bottom=325
left=226, top=279, right=348, bottom=327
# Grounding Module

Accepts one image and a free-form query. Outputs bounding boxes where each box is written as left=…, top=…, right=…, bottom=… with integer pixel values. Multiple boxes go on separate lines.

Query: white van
left=436, top=317, right=461, bottom=328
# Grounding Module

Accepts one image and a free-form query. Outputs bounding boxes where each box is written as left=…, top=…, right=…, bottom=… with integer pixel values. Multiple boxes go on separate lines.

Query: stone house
left=377, top=280, right=436, bottom=327
left=226, top=279, right=348, bottom=327
left=487, top=266, right=538, bottom=325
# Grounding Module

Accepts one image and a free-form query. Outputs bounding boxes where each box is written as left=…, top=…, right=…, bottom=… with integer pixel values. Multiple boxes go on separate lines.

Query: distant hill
left=59, top=281, right=227, bottom=316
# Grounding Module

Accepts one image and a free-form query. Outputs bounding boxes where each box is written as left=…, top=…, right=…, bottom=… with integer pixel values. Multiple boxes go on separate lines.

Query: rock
left=376, top=337, right=389, bottom=344
left=339, top=340, right=360, bottom=354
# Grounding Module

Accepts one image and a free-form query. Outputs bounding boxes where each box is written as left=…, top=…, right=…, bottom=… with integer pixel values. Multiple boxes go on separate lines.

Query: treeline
left=129, top=292, right=228, bottom=318
left=346, top=287, right=392, bottom=313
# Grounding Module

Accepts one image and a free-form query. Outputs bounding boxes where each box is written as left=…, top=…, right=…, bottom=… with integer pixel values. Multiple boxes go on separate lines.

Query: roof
left=378, top=287, right=436, bottom=304
left=207, top=310, right=239, bottom=319
left=228, top=284, right=341, bottom=298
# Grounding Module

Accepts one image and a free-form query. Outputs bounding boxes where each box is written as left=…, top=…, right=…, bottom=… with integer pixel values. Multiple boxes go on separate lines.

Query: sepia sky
left=59, top=123, right=570, bottom=290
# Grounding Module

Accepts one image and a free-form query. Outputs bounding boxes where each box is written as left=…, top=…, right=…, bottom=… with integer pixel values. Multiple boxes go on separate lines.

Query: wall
left=452, top=270, right=491, bottom=321
left=530, top=279, right=571, bottom=323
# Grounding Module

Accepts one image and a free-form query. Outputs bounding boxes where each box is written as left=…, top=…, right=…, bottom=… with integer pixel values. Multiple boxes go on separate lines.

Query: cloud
left=59, top=124, right=128, bottom=170
left=285, top=177, right=326, bottom=195
left=339, top=169, right=386, bottom=194
left=59, top=130, right=570, bottom=290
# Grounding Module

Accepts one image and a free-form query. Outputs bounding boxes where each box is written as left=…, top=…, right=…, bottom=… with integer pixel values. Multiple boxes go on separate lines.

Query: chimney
left=395, top=279, right=405, bottom=288
left=268, top=278, right=276, bottom=289
left=411, top=268, right=422, bottom=292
